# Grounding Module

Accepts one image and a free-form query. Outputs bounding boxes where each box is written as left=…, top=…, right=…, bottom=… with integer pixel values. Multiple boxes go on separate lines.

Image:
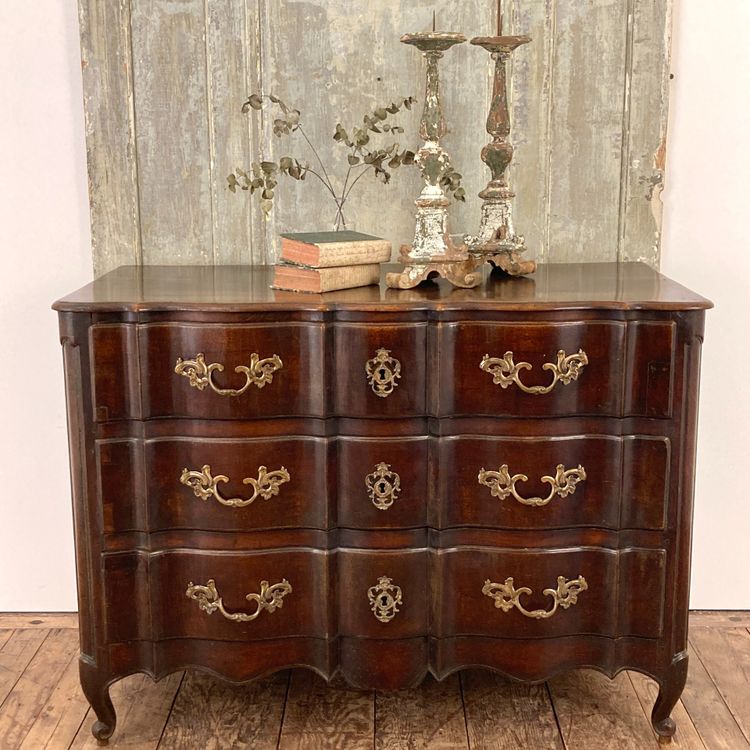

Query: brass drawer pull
left=482, top=575, right=588, bottom=619
left=180, top=464, right=290, bottom=508
left=366, top=348, right=401, bottom=398
left=175, top=352, right=282, bottom=396
left=480, top=349, right=588, bottom=395
left=368, top=576, right=403, bottom=622
left=478, top=463, right=586, bottom=507
left=366, top=463, right=401, bottom=510
left=186, top=578, right=292, bottom=622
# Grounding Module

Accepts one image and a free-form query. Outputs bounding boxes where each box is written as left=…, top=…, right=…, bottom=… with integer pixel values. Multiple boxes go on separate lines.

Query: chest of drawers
left=54, top=262, right=710, bottom=743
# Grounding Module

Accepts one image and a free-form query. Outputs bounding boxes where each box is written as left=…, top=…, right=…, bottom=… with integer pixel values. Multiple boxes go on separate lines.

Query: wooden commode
left=54, top=262, right=711, bottom=743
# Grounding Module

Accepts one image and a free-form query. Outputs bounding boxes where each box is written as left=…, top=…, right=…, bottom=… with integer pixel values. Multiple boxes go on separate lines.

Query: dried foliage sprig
left=228, top=93, right=465, bottom=230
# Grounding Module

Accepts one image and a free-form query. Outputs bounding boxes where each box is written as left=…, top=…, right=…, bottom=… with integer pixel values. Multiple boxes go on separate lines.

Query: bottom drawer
left=101, top=545, right=667, bottom=645
left=434, top=546, right=666, bottom=640
left=152, top=549, right=331, bottom=642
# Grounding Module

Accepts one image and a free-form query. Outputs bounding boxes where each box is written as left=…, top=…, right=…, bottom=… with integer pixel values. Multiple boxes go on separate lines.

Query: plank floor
left=0, top=612, right=748, bottom=749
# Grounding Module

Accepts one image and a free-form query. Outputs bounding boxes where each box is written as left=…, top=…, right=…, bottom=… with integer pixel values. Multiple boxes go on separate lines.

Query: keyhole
left=378, top=367, right=387, bottom=379
left=379, top=595, right=389, bottom=607
left=378, top=481, right=387, bottom=494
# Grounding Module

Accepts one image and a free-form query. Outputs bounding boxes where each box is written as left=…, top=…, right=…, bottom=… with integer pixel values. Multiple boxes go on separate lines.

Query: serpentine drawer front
left=55, top=263, right=710, bottom=743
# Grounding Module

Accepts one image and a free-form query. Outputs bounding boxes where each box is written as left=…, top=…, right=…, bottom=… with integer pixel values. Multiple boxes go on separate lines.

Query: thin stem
left=332, top=205, right=348, bottom=231
left=301, top=167, right=339, bottom=202
left=297, top=125, right=337, bottom=196
left=343, top=165, right=375, bottom=201
left=304, top=164, right=344, bottom=230
left=341, top=161, right=354, bottom=203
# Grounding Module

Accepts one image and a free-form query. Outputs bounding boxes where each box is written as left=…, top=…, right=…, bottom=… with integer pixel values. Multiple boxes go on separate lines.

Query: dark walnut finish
left=55, top=263, right=711, bottom=743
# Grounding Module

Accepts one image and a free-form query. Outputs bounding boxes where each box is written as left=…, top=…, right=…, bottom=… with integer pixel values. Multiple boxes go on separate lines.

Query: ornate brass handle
left=367, top=576, right=403, bottom=622
left=478, top=463, right=586, bottom=507
left=366, top=348, right=401, bottom=398
left=482, top=576, right=588, bottom=619
left=180, top=464, right=290, bottom=508
left=175, top=352, right=282, bottom=396
left=186, top=578, right=292, bottom=622
left=479, top=349, right=588, bottom=395
left=366, top=463, right=401, bottom=510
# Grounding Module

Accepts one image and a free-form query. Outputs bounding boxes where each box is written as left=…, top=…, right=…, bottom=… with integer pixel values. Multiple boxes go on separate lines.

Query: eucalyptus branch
left=229, top=92, right=464, bottom=227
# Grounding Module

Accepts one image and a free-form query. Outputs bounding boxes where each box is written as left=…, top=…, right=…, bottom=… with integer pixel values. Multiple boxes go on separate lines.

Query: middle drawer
left=99, top=433, right=670, bottom=535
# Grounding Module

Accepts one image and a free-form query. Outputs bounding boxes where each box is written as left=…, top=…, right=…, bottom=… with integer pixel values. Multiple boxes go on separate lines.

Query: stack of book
left=271, top=231, right=392, bottom=293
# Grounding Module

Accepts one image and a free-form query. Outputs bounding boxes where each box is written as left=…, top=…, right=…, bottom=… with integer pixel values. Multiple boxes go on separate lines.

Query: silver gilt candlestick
left=465, top=24, right=536, bottom=276
left=386, top=30, right=481, bottom=290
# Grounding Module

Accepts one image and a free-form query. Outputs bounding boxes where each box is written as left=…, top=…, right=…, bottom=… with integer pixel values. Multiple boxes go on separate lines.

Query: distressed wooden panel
left=508, top=0, right=555, bottom=264
left=79, top=0, right=673, bottom=274
left=130, top=0, right=213, bottom=264
left=619, top=0, right=673, bottom=266
left=205, top=0, right=265, bottom=264
left=545, top=0, right=629, bottom=263
left=78, top=0, right=141, bottom=277
left=258, top=0, right=493, bottom=261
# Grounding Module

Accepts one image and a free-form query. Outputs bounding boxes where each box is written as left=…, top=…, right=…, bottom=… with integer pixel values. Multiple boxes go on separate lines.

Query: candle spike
left=433, top=10, right=436, bottom=32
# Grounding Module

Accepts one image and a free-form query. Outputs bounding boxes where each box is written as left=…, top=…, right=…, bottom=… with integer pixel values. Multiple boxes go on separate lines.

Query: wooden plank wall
left=78, top=0, right=673, bottom=277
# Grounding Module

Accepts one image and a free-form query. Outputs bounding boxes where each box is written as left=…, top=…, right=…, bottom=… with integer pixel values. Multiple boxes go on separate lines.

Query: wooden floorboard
left=548, top=669, right=660, bottom=749
left=1, top=615, right=750, bottom=749
left=158, top=670, right=287, bottom=749
left=69, top=672, right=183, bottom=750
left=18, top=646, right=89, bottom=750
left=375, top=674, right=467, bottom=750
left=461, top=670, right=562, bottom=750
left=689, top=626, right=750, bottom=745
left=679, top=643, right=750, bottom=749
left=277, top=671, right=374, bottom=750
left=689, top=611, right=750, bottom=628
left=628, top=671, right=706, bottom=750
left=0, top=629, right=49, bottom=707
left=0, top=614, right=79, bottom=630
left=0, top=629, right=79, bottom=749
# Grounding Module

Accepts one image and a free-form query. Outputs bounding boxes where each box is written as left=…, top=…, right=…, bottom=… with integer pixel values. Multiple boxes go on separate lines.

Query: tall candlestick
left=464, top=27, right=536, bottom=277
left=386, top=30, right=481, bottom=290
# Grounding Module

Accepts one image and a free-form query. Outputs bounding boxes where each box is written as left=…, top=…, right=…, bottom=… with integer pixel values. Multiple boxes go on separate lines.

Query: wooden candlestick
left=464, top=22, right=536, bottom=277
left=386, top=30, right=481, bottom=290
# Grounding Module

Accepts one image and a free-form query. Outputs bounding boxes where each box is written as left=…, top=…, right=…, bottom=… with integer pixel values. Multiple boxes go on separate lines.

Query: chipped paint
left=78, top=0, right=673, bottom=274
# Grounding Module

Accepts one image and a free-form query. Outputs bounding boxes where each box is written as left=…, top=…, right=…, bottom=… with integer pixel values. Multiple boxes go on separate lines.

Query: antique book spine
left=280, top=234, right=392, bottom=267
left=271, top=263, right=381, bottom=293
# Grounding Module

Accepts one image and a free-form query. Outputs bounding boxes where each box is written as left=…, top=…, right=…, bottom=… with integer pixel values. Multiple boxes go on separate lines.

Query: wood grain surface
left=1, top=616, right=749, bottom=748
left=76, top=0, right=674, bottom=275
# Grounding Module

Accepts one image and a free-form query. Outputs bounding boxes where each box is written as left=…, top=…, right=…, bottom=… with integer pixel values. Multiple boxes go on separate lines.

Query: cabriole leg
left=651, top=652, right=689, bottom=743
left=79, top=659, right=117, bottom=744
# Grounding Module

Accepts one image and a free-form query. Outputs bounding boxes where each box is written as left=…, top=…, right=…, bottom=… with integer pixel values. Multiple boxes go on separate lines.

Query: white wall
left=0, top=1, right=747, bottom=611
left=0, top=1, right=92, bottom=609
left=661, top=0, right=750, bottom=608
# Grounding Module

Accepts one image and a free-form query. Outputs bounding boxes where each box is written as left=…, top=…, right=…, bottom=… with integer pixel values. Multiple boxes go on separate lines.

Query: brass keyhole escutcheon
left=366, top=463, right=402, bottom=511
left=367, top=576, right=403, bottom=623
left=366, top=348, right=402, bottom=398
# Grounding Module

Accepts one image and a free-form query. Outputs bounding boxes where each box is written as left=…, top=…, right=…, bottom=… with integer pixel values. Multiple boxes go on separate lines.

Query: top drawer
left=140, top=323, right=327, bottom=420
left=435, top=320, right=674, bottom=418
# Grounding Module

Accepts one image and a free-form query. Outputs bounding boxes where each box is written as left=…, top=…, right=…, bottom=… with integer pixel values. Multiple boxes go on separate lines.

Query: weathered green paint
left=78, top=0, right=673, bottom=275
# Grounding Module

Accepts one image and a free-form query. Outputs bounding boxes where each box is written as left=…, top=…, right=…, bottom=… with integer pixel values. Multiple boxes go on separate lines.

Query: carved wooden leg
left=79, top=659, right=117, bottom=744
left=652, top=652, right=689, bottom=742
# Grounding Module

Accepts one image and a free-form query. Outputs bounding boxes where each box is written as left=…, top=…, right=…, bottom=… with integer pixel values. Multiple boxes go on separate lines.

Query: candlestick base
left=483, top=249, right=537, bottom=276
left=466, top=196, right=536, bottom=276
left=386, top=245, right=482, bottom=289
